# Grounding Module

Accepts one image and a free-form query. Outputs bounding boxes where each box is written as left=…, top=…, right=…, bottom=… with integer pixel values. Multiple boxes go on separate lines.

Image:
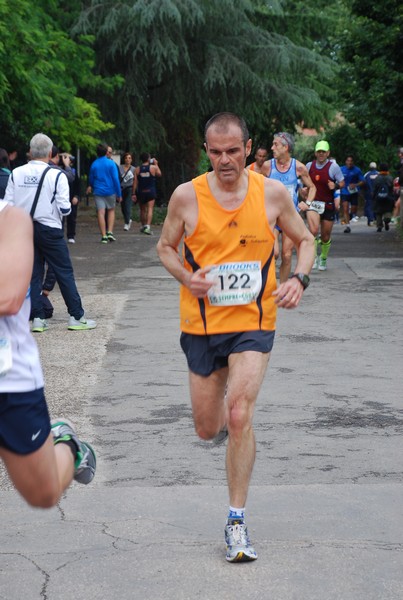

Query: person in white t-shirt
left=4, top=133, right=96, bottom=333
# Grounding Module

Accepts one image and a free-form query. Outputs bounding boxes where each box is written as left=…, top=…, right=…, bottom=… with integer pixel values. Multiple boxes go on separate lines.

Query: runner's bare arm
left=151, top=161, right=162, bottom=177
left=297, top=162, right=316, bottom=208
left=0, top=206, right=34, bottom=316
left=157, top=184, right=214, bottom=297
left=261, top=160, right=271, bottom=178
left=265, top=180, right=315, bottom=308
left=276, top=193, right=315, bottom=276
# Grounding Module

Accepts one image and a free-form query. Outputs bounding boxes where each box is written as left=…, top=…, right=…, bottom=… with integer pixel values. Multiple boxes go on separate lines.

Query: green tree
left=295, top=122, right=382, bottom=170
left=73, top=0, right=336, bottom=195
left=251, top=0, right=346, bottom=132
left=0, top=0, right=113, bottom=152
left=337, top=0, right=403, bottom=146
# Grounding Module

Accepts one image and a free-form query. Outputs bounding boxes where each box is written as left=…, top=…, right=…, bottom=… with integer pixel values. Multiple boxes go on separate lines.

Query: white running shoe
left=225, top=519, right=257, bottom=562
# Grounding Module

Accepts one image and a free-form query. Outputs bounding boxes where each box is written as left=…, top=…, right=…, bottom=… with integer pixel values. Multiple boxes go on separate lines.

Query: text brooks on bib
left=206, top=262, right=262, bottom=306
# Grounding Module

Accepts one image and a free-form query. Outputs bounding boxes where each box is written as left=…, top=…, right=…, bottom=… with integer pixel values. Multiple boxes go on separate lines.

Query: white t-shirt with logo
left=4, top=161, right=71, bottom=228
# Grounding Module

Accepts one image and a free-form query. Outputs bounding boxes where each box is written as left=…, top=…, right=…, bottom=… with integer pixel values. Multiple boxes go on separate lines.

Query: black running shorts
left=180, top=330, right=275, bottom=376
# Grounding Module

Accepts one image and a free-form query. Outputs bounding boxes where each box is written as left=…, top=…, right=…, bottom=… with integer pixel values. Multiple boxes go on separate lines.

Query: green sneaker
left=101, top=235, right=108, bottom=244
left=107, top=231, right=116, bottom=241
left=51, top=419, right=96, bottom=484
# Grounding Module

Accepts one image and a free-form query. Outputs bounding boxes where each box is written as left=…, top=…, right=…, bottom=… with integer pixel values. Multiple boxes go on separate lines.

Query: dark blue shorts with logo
left=0, top=388, right=51, bottom=454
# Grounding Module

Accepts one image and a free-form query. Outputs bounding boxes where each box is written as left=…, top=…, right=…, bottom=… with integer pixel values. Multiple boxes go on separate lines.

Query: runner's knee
left=281, top=249, right=292, bottom=263
left=194, top=422, right=221, bottom=440
left=228, top=402, right=253, bottom=435
left=20, top=481, right=61, bottom=508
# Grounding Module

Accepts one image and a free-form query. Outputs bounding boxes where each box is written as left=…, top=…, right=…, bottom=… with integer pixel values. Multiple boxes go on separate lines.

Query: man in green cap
left=305, top=141, right=345, bottom=271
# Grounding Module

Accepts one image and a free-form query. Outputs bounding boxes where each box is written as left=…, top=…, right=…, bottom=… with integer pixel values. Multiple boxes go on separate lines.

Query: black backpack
left=374, top=177, right=391, bottom=201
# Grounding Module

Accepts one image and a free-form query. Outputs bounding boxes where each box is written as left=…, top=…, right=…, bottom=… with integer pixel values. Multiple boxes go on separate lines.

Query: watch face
left=290, top=273, right=310, bottom=289
left=294, top=273, right=310, bottom=289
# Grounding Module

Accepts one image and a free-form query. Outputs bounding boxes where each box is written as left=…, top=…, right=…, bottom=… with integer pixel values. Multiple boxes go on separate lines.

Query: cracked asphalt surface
left=0, top=209, right=402, bottom=599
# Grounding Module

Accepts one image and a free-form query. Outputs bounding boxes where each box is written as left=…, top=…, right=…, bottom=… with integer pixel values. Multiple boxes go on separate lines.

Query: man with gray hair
left=4, top=133, right=96, bottom=332
left=262, top=132, right=316, bottom=282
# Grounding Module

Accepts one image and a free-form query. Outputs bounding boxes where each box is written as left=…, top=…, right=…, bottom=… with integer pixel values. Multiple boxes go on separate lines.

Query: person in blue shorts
left=0, top=201, right=96, bottom=507
left=340, top=155, right=365, bottom=233
left=363, top=162, right=378, bottom=226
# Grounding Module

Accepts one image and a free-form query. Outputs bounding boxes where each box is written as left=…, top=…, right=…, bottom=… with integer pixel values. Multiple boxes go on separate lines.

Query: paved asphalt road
left=0, top=209, right=402, bottom=600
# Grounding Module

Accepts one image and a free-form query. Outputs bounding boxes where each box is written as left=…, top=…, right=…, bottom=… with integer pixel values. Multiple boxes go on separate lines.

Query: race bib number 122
left=206, top=261, right=262, bottom=306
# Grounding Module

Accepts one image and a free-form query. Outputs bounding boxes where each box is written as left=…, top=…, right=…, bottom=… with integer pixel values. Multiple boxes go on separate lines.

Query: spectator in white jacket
left=4, top=133, right=96, bottom=332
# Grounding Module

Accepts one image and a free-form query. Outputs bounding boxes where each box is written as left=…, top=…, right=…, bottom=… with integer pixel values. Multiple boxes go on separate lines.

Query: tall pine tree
left=73, top=0, right=335, bottom=193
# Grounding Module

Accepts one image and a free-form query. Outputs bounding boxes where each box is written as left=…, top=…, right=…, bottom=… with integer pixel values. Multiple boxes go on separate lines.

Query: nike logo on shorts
left=31, top=430, right=41, bottom=441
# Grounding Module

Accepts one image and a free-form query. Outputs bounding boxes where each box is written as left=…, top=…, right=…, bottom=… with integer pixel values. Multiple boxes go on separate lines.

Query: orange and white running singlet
left=180, top=170, right=277, bottom=335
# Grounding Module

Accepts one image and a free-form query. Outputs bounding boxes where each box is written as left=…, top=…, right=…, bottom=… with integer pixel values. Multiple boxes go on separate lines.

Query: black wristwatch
left=290, top=273, right=310, bottom=290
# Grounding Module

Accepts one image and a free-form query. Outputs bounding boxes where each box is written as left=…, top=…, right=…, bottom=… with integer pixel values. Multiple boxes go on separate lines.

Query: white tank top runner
left=0, top=201, right=44, bottom=391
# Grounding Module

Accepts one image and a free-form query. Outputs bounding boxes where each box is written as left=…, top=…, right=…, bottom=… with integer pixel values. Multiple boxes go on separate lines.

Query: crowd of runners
left=247, top=136, right=402, bottom=276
